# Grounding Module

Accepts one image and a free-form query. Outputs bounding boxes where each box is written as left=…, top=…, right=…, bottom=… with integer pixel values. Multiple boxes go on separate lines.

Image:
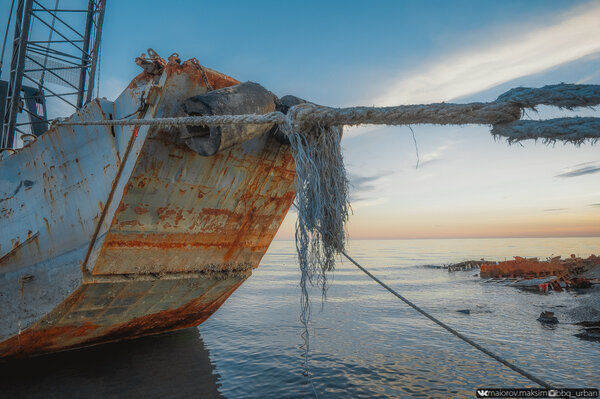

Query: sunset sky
left=1, top=0, right=598, bottom=239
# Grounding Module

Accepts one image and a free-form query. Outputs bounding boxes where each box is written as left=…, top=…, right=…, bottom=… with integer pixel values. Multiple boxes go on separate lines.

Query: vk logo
left=477, top=390, right=489, bottom=397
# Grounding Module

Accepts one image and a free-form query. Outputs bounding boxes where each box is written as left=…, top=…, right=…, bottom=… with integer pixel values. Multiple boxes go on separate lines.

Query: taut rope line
left=57, top=83, right=600, bottom=144
left=341, top=250, right=553, bottom=389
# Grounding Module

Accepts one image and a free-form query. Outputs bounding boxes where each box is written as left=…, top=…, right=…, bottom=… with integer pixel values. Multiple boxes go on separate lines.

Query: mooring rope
left=57, top=83, right=600, bottom=144
left=496, top=84, right=600, bottom=109
left=58, top=113, right=288, bottom=127
left=491, top=117, right=600, bottom=144
left=341, top=250, right=553, bottom=389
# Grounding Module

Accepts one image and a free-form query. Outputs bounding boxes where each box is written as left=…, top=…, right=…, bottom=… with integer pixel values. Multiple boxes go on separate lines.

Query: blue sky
left=1, top=0, right=599, bottom=238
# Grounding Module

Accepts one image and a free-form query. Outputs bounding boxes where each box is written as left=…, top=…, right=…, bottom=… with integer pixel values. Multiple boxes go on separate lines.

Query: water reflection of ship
left=0, top=328, right=224, bottom=398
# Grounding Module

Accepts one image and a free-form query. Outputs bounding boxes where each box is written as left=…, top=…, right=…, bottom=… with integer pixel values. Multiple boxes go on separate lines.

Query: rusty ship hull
left=0, top=57, right=296, bottom=358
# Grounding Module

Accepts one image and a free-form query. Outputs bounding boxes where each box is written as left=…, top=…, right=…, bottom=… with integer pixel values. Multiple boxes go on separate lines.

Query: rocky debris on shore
left=455, top=305, right=493, bottom=315
left=574, top=321, right=600, bottom=342
left=575, top=329, right=600, bottom=342
left=444, top=260, right=489, bottom=272
left=479, top=254, right=600, bottom=292
left=537, top=311, right=559, bottom=324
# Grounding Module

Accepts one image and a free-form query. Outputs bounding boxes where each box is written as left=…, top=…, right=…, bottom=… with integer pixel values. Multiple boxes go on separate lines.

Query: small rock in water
left=574, top=328, right=600, bottom=342
left=575, top=320, right=600, bottom=327
left=456, top=309, right=471, bottom=315
left=537, top=311, right=559, bottom=324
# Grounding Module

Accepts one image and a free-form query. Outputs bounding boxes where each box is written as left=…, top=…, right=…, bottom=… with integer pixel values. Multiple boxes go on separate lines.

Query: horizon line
left=274, top=234, right=600, bottom=241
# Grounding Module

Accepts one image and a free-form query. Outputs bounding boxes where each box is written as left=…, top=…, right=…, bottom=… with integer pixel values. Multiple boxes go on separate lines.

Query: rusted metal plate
left=0, top=55, right=296, bottom=358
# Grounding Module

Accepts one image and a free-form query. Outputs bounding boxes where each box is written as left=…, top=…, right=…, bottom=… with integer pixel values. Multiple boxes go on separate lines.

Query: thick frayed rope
left=492, top=117, right=600, bottom=145
left=57, top=84, right=600, bottom=145
left=496, top=84, right=600, bottom=109
left=290, top=101, right=521, bottom=127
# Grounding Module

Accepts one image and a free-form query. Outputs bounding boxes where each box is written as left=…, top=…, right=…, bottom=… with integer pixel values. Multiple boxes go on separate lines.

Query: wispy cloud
left=348, top=171, right=394, bottom=202
left=555, top=162, right=600, bottom=178
left=418, top=142, right=455, bottom=167
left=575, top=62, right=600, bottom=84
left=544, top=208, right=568, bottom=212
left=375, top=2, right=600, bottom=105
left=590, top=204, right=600, bottom=207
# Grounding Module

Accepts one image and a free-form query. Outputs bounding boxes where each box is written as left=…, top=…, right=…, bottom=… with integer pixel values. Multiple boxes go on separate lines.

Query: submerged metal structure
left=1, top=0, right=106, bottom=150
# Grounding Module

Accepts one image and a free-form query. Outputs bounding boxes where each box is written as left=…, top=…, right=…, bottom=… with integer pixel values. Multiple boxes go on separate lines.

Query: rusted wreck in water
left=0, top=48, right=298, bottom=358
left=4, top=0, right=599, bottom=363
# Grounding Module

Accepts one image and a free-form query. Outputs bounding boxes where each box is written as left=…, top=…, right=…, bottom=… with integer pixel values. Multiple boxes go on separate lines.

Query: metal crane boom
left=0, top=0, right=106, bottom=149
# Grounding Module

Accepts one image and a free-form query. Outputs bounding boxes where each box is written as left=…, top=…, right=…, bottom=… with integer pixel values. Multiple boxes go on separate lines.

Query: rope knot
left=285, top=103, right=323, bottom=134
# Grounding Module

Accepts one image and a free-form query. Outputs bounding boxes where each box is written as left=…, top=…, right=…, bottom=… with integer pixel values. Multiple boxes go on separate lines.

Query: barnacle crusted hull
left=0, top=56, right=296, bottom=358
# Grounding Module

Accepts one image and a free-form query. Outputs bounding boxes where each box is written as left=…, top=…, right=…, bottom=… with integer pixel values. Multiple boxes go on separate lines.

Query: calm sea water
left=2, top=238, right=600, bottom=398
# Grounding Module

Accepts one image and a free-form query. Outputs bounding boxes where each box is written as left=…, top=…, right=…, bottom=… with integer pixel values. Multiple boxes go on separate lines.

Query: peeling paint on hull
left=0, top=56, right=296, bottom=358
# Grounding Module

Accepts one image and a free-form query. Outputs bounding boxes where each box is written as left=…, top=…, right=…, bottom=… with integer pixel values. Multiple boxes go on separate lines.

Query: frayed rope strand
left=284, top=118, right=350, bottom=378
